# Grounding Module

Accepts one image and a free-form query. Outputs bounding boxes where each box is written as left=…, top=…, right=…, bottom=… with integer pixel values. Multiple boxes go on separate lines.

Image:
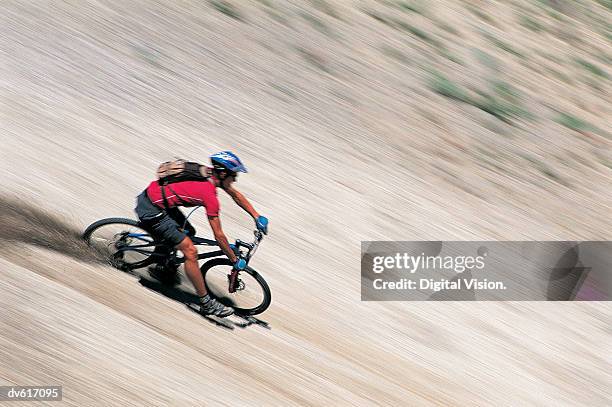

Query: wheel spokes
left=205, top=266, right=266, bottom=311
left=87, top=224, right=156, bottom=267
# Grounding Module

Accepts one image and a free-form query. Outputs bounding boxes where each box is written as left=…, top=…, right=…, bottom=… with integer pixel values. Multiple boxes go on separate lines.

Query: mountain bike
left=82, top=209, right=271, bottom=316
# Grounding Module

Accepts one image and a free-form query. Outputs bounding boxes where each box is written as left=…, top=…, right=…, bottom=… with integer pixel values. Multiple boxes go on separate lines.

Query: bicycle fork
left=228, top=269, right=240, bottom=293
left=228, top=268, right=247, bottom=293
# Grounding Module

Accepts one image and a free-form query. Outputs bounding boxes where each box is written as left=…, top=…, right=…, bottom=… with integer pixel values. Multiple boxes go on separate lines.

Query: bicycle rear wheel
left=83, top=218, right=159, bottom=270
left=200, top=258, right=271, bottom=316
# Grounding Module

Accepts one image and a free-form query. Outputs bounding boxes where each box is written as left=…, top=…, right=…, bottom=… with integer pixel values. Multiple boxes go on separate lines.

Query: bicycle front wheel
left=200, top=258, right=271, bottom=316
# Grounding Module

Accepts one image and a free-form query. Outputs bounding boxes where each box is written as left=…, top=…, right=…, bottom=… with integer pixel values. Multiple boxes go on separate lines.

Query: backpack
left=156, top=159, right=209, bottom=186
left=156, top=159, right=210, bottom=210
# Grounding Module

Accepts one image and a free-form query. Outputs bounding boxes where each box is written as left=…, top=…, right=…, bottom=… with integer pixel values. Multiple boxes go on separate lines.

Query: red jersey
left=146, top=180, right=220, bottom=217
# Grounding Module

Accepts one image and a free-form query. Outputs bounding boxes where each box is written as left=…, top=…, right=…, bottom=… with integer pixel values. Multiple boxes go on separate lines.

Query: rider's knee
left=180, top=241, right=198, bottom=260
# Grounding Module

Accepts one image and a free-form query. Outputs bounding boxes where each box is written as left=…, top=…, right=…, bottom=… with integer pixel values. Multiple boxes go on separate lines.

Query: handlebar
left=233, top=230, right=264, bottom=263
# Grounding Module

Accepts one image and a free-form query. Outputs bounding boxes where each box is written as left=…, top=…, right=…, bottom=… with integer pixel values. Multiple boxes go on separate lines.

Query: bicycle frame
left=116, top=207, right=263, bottom=270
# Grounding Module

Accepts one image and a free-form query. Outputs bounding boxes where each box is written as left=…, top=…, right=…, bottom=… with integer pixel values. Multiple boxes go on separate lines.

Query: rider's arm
left=208, top=215, right=238, bottom=263
left=223, top=184, right=259, bottom=220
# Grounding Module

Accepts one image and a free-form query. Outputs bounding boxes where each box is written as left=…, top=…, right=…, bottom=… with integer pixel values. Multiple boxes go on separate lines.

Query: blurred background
left=1, top=1, right=610, bottom=405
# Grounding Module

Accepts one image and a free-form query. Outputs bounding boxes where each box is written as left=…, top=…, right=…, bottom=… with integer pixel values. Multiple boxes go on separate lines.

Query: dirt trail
left=1, top=1, right=610, bottom=405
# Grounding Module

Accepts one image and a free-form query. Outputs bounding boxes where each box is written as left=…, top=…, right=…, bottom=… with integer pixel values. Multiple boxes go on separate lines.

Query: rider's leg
left=177, top=234, right=233, bottom=317
left=176, top=236, right=206, bottom=296
left=177, top=236, right=234, bottom=317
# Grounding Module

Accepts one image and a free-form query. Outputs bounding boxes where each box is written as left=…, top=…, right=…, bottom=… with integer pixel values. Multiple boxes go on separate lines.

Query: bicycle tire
left=83, top=217, right=159, bottom=270
left=200, top=258, right=271, bottom=316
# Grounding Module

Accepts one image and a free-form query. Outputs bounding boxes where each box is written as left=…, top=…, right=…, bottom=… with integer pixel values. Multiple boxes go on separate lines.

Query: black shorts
left=134, top=191, right=189, bottom=247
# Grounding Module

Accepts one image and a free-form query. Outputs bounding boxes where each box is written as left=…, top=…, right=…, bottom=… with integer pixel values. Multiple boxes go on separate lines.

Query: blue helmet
left=210, top=151, right=248, bottom=173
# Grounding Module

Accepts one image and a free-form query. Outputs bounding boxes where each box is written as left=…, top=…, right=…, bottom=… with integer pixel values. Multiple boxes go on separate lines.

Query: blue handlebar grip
left=235, top=258, right=247, bottom=270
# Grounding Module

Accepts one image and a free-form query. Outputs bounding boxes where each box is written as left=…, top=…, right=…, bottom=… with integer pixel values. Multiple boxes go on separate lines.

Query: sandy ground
left=1, top=1, right=610, bottom=406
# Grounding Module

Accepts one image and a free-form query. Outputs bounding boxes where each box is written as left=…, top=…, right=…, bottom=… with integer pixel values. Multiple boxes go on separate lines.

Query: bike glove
left=234, top=258, right=247, bottom=270
left=256, top=216, right=269, bottom=235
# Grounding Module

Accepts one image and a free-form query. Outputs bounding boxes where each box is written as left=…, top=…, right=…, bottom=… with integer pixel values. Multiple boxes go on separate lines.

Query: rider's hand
left=256, top=215, right=269, bottom=235
left=234, top=258, right=247, bottom=271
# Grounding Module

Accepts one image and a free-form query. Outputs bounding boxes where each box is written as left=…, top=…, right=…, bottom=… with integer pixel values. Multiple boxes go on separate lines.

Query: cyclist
left=135, top=151, right=269, bottom=317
